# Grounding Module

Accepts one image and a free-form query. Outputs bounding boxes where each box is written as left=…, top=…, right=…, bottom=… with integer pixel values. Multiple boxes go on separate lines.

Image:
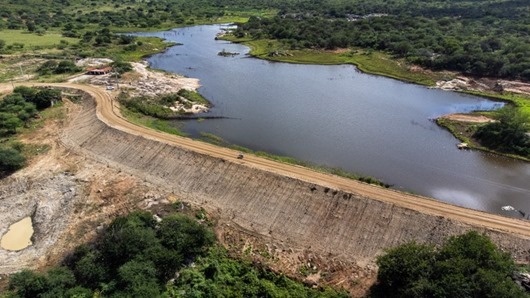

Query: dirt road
left=0, top=83, right=530, bottom=237
left=3, top=82, right=530, bottom=239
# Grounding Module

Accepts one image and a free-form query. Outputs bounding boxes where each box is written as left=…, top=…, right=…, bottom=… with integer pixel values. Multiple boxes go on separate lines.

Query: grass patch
left=463, top=90, right=530, bottom=123
left=200, top=132, right=225, bottom=144
left=177, top=89, right=210, bottom=105
left=0, top=30, right=78, bottom=50
left=107, top=36, right=175, bottom=61
left=120, top=105, right=186, bottom=137
left=224, top=38, right=442, bottom=86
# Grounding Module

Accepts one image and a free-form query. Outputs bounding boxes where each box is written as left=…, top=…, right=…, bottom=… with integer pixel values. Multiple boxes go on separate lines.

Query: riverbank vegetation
left=233, top=1, right=529, bottom=82
left=118, top=90, right=210, bottom=119
left=120, top=106, right=187, bottom=137
left=224, top=38, right=440, bottom=85
left=4, top=211, right=347, bottom=297
left=474, top=107, right=530, bottom=158
left=437, top=91, right=530, bottom=161
left=370, top=231, right=527, bottom=298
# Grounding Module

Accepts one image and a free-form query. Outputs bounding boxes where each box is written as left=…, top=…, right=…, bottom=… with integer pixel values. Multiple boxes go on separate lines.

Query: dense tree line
left=1, top=0, right=528, bottom=80
left=237, top=5, right=530, bottom=80
left=5, top=211, right=347, bottom=297
left=370, top=231, right=527, bottom=298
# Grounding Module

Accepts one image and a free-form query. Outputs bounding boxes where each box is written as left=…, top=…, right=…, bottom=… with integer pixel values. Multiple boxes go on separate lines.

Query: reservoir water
left=135, top=25, right=530, bottom=217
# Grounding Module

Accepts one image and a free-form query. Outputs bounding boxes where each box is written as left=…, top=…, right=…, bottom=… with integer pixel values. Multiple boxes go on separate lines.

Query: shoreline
left=133, top=24, right=529, bottom=162
left=217, top=32, right=530, bottom=161
left=435, top=115, right=530, bottom=162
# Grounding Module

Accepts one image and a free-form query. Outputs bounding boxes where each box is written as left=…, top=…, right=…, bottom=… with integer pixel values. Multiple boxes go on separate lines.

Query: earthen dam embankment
left=61, top=87, right=530, bottom=266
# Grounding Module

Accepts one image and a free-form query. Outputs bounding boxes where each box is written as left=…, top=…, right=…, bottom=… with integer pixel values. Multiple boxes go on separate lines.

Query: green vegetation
left=119, top=91, right=210, bottom=119
left=6, top=211, right=214, bottom=297
left=109, top=61, right=132, bottom=75
left=474, top=107, right=530, bottom=158
left=177, top=89, right=209, bottom=106
left=436, top=92, right=530, bottom=160
left=464, top=91, right=530, bottom=120
left=235, top=0, right=530, bottom=82
left=0, top=30, right=78, bottom=51
left=13, top=86, right=62, bottom=110
left=172, top=247, right=347, bottom=297
left=36, top=60, right=80, bottom=76
left=0, top=0, right=274, bottom=63
left=0, top=86, right=62, bottom=177
left=5, top=211, right=347, bottom=297
left=120, top=96, right=177, bottom=119
left=120, top=105, right=187, bottom=137
left=0, top=93, right=37, bottom=136
left=436, top=90, right=530, bottom=160
left=228, top=38, right=438, bottom=85
left=0, top=146, right=25, bottom=177
left=370, top=231, right=527, bottom=298
left=0, top=0, right=528, bottom=83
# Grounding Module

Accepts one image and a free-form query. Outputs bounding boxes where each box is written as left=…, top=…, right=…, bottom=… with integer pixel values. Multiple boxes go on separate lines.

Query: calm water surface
left=135, top=25, right=530, bottom=217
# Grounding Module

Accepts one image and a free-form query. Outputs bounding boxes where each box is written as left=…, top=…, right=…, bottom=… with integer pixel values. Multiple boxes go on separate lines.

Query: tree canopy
left=371, top=231, right=526, bottom=298
left=474, top=107, right=530, bottom=157
left=6, top=210, right=346, bottom=297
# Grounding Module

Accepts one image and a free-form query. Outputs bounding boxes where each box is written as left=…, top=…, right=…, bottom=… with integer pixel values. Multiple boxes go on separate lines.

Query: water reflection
left=133, top=25, right=530, bottom=217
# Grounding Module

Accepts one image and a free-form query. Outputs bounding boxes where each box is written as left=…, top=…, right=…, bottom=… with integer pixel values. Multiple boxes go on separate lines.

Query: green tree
left=39, top=267, right=76, bottom=298
left=110, top=61, right=133, bottom=75
left=474, top=106, right=530, bottom=157
left=117, top=260, right=160, bottom=297
left=14, top=86, right=60, bottom=110
left=371, top=231, right=525, bottom=298
left=8, top=270, right=49, bottom=298
left=26, top=21, right=36, bottom=32
left=0, top=113, right=23, bottom=135
left=54, top=60, right=81, bottom=74
left=68, top=245, right=108, bottom=289
left=0, top=146, right=26, bottom=177
left=37, top=60, right=59, bottom=75
left=34, top=88, right=62, bottom=110
left=99, top=211, right=159, bottom=268
left=157, top=214, right=215, bottom=257
left=373, top=242, right=436, bottom=297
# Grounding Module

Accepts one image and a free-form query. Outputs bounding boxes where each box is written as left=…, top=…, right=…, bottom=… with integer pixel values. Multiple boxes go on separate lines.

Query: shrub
left=474, top=107, right=530, bottom=157
left=371, top=231, right=525, bottom=298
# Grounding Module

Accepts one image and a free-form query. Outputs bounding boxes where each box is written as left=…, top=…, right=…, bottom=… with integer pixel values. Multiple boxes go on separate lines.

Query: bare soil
left=439, top=113, right=496, bottom=123
left=436, top=76, right=530, bottom=96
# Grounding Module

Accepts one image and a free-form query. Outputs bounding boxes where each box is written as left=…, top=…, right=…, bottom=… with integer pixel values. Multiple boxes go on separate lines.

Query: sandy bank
left=439, top=113, right=496, bottom=123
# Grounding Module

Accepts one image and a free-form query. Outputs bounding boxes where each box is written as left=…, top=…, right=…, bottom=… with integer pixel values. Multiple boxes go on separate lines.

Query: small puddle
left=1, top=217, right=34, bottom=251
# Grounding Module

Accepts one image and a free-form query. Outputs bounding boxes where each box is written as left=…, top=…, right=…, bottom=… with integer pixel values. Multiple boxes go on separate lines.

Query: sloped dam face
left=61, top=90, right=530, bottom=265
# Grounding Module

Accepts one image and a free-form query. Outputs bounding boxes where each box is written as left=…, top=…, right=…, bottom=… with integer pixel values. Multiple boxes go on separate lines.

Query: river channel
left=135, top=25, right=530, bottom=217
